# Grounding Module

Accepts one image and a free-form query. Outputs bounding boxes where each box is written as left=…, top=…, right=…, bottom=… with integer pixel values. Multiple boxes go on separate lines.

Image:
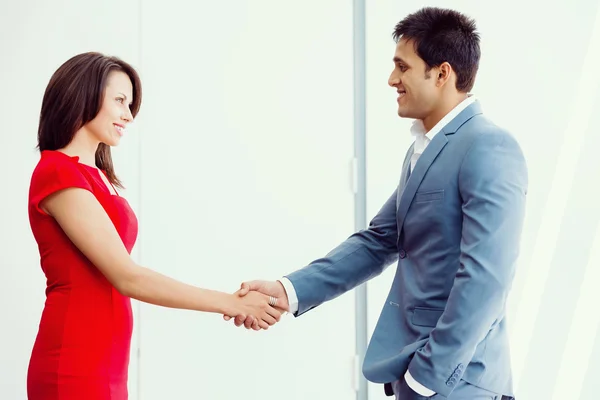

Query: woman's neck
left=60, top=130, right=100, bottom=167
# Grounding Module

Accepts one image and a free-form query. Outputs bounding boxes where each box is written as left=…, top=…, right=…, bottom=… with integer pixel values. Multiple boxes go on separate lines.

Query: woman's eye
left=116, top=98, right=124, bottom=103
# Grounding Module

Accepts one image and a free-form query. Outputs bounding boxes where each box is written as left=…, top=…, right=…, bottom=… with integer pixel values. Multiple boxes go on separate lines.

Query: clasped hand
left=224, top=280, right=290, bottom=330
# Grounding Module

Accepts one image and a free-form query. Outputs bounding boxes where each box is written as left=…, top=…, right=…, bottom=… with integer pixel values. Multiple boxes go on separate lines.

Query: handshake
left=222, top=280, right=290, bottom=330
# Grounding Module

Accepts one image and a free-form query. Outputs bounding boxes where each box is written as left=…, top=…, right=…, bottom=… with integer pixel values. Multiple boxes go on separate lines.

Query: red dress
left=27, top=150, right=138, bottom=400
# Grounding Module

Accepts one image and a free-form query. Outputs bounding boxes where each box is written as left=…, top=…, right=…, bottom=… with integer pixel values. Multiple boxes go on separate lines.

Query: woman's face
left=84, top=71, right=134, bottom=147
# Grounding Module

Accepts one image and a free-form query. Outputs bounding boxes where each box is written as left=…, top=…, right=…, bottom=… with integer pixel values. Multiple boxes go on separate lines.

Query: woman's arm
left=41, top=187, right=280, bottom=328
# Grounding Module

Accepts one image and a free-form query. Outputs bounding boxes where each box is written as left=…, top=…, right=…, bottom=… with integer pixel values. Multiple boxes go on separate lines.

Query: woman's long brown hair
left=37, top=52, right=142, bottom=188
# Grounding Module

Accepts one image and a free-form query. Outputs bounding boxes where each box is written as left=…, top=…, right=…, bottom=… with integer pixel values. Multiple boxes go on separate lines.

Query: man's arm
left=406, top=131, right=528, bottom=397
left=284, top=187, right=400, bottom=316
left=229, top=187, right=400, bottom=327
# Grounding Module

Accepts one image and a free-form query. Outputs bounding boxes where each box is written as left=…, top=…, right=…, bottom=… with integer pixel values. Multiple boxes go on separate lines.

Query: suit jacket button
left=399, top=249, right=406, bottom=259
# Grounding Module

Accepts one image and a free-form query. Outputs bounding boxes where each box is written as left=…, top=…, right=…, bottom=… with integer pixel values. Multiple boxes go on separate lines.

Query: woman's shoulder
left=29, top=150, right=93, bottom=204
left=32, top=150, right=84, bottom=179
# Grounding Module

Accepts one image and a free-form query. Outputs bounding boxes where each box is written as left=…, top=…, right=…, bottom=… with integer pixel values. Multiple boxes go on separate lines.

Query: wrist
left=276, top=280, right=286, bottom=295
left=276, top=278, right=293, bottom=311
left=213, top=291, right=236, bottom=315
left=277, top=280, right=289, bottom=299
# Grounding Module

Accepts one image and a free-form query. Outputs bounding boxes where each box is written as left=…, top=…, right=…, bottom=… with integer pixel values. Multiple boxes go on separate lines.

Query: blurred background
left=1, top=0, right=599, bottom=399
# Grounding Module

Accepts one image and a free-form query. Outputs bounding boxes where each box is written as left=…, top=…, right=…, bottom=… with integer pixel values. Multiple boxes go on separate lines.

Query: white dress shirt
left=279, top=95, right=477, bottom=397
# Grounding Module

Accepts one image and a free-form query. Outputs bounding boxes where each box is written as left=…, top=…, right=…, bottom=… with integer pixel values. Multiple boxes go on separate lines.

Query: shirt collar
left=410, top=95, right=477, bottom=141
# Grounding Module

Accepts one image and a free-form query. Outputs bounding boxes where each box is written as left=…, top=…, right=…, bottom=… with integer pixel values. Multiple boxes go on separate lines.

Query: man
left=228, top=7, right=526, bottom=400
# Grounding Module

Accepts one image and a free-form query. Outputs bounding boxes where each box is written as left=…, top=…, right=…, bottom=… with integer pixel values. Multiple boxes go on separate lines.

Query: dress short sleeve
left=29, top=153, right=94, bottom=215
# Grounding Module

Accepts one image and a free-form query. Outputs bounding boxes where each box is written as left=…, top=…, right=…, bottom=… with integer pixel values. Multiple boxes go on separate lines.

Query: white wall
left=365, top=1, right=600, bottom=399
left=135, top=1, right=357, bottom=399
left=0, top=1, right=356, bottom=399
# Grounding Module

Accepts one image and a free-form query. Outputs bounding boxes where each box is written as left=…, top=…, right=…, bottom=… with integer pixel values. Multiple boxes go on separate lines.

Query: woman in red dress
left=27, top=52, right=282, bottom=400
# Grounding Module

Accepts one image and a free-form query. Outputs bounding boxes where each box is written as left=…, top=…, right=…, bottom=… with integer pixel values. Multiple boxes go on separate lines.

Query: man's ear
left=436, top=62, right=453, bottom=87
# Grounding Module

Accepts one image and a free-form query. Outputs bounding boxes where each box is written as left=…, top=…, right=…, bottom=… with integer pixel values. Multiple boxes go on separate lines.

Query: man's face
left=388, top=38, right=441, bottom=120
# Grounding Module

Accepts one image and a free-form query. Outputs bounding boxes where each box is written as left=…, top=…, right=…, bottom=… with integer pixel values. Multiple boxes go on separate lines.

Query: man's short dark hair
left=393, top=7, right=480, bottom=92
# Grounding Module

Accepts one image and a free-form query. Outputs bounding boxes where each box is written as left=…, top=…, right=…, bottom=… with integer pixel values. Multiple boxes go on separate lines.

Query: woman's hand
left=226, top=291, right=282, bottom=330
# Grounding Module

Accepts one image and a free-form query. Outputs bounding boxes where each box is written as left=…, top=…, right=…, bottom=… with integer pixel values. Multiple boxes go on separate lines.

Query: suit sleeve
left=285, top=187, right=400, bottom=316
left=406, top=131, right=528, bottom=397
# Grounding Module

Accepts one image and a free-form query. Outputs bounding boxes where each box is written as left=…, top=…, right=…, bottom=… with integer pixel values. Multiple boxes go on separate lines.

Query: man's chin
left=397, top=107, right=413, bottom=119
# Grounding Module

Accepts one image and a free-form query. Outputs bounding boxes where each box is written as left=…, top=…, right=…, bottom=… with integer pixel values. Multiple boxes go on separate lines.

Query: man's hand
left=223, top=280, right=290, bottom=330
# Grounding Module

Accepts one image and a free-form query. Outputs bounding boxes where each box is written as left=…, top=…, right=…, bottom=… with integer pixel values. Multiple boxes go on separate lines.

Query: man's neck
left=421, top=93, right=468, bottom=132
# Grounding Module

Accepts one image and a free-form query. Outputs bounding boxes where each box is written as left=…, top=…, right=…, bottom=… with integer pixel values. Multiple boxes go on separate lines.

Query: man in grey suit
left=227, top=7, right=526, bottom=400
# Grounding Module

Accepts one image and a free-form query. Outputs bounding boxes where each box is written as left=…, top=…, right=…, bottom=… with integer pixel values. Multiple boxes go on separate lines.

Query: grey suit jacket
left=285, top=101, right=528, bottom=398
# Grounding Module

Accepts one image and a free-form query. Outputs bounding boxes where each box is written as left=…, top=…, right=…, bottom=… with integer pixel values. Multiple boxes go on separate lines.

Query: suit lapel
left=396, top=144, right=414, bottom=210
left=396, top=133, right=448, bottom=230
left=395, top=100, right=484, bottom=232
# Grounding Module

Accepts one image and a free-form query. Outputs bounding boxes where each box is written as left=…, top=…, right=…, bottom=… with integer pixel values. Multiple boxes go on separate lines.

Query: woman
left=27, top=52, right=281, bottom=400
